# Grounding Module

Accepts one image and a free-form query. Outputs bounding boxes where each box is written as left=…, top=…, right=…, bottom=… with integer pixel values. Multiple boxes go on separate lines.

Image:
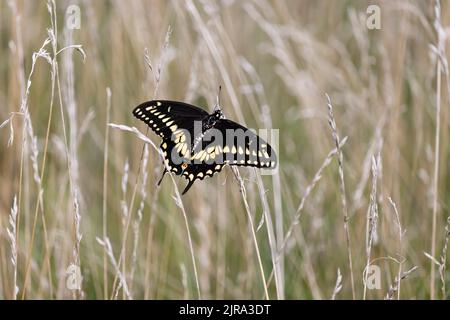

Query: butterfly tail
left=181, top=180, right=195, bottom=195
left=157, top=168, right=167, bottom=186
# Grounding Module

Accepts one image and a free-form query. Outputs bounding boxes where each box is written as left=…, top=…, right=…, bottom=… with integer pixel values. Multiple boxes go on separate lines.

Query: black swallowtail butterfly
left=133, top=100, right=277, bottom=194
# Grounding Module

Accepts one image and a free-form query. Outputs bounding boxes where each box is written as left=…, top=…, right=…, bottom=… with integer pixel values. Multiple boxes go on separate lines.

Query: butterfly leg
left=157, top=167, right=167, bottom=186
left=181, top=180, right=195, bottom=195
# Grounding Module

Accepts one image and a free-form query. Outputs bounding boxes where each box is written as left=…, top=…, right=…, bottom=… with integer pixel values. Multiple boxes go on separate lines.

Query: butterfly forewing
left=132, top=100, right=208, bottom=139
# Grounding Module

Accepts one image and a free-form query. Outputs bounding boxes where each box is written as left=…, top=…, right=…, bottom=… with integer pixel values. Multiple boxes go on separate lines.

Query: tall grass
left=0, top=0, right=449, bottom=299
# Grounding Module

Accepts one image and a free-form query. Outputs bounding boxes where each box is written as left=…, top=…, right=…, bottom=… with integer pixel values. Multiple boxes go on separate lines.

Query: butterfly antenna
left=214, top=85, right=222, bottom=112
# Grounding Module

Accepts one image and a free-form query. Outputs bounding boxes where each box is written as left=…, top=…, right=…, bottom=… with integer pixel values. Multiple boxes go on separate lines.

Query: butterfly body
left=133, top=100, right=276, bottom=194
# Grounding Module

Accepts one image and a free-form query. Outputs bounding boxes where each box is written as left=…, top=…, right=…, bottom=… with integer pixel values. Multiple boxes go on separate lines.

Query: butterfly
left=133, top=100, right=277, bottom=194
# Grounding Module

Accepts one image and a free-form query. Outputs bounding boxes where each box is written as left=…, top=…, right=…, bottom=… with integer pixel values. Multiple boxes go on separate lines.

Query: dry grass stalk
left=6, top=196, right=19, bottom=299
left=109, top=26, right=172, bottom=299
left=385, top=266, right=418, bottom=300
left=363, top=155, right=380, bottom=299
left=102, top=87, right=112, bottom=298
left=326, top=94, right=355, bottom=299
left=440, top=216, right=450, bottom=298
left=278, top=136, right=348, bottom=257
left=252, top=168, right=283, bottom=299
left=388, top=197, right=405, bottom=300
left=331, top=269, right=342, bottom=300
left=231, top=167, right=270, bottom=300
left=18, top=0, right=86, bottom=299
left=108, top=123, right=202, bottom=299
left=130, top=144, right=150, bottom=293
left=96, top=237, right=131, bottom=300
left=19, top=24, right=54, bottom=300
left=430, top=0, right=445, bottom=300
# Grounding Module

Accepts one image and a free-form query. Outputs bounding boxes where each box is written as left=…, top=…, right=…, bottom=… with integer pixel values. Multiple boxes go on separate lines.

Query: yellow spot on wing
left=193, top=150, right=204, bottom=160
left=181, top=144, right=188, bottom=156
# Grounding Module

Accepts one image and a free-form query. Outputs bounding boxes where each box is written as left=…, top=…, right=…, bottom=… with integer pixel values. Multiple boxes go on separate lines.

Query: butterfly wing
left=132, top=100, right=208, bottom=139
left=189, top=119, right=277, bottom=168
left=134, top=100, right=210, bottom=193
left=156, top=136, right=225, bottom=194
left=217, top=119, right=277, bottom=168
left=179, top=162, right=225, bottom=195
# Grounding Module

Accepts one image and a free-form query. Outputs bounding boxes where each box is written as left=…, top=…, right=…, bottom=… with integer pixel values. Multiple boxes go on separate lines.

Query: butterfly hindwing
left=160, top=138, right=184, bottom=176
left=159, top=137, right=225, bottom=194
left=180, top=162, right=225, bottom=194
left=190, top=119, right=277, bottom=169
